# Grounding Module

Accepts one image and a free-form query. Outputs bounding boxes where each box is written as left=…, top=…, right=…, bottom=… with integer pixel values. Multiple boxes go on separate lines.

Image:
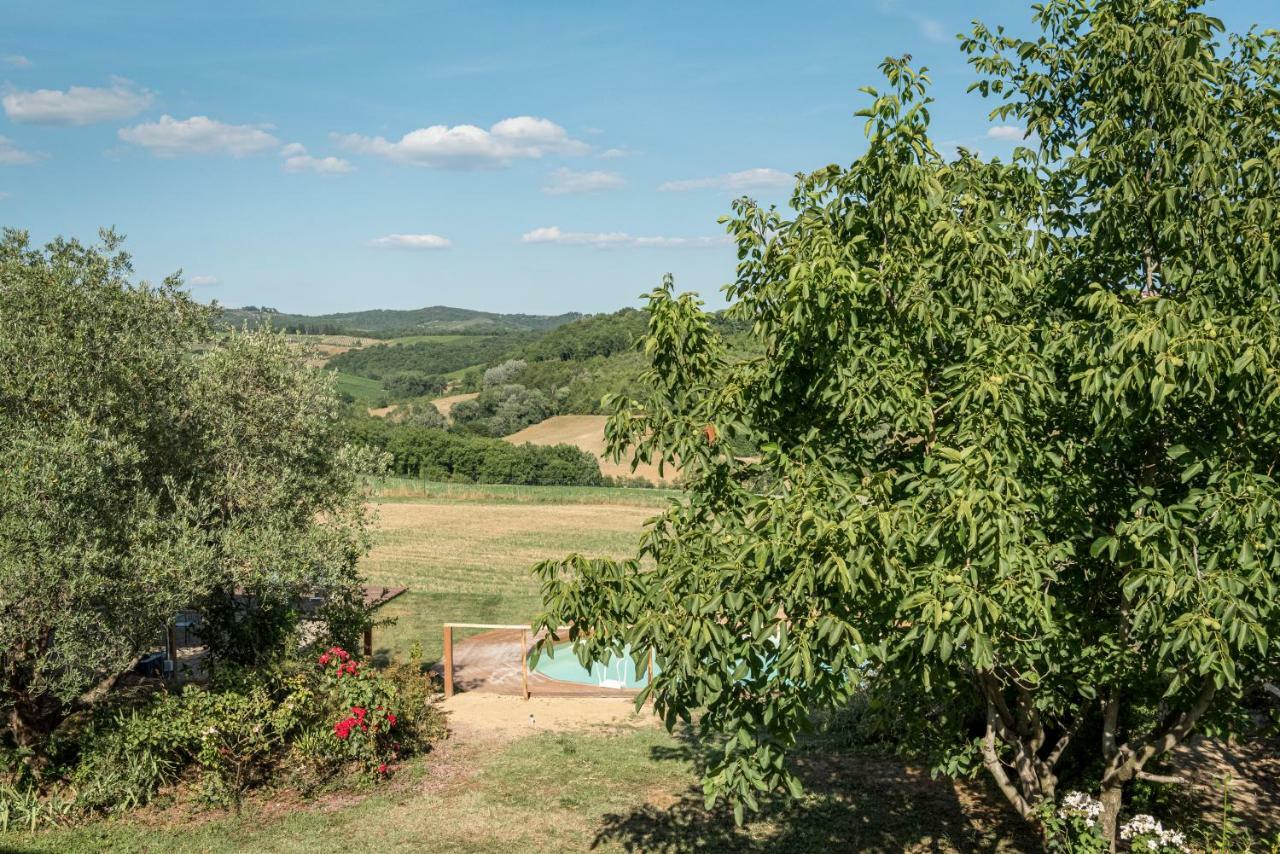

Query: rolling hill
left=218, top=304, right=582, bottom=337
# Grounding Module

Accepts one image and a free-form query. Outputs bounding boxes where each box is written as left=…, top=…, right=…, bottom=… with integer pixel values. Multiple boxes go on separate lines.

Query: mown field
left=361, top=482, right=670, bottom=663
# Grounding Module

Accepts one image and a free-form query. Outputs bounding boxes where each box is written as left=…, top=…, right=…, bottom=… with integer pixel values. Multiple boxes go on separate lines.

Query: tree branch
left=981, top=706, right=1036, bottom=820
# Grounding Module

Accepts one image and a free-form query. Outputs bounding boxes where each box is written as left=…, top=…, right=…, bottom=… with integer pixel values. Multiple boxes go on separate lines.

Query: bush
left=387, top=401, right=447, bottom=430
left=6, top=649, right=444, bottom=825
left=451, top=384, right=552, bottom=437
left=483, top=359, right=527, bottom=387
left=384, top=372, right=447, bottom=399
left=362, top=422, right=602, bottom=486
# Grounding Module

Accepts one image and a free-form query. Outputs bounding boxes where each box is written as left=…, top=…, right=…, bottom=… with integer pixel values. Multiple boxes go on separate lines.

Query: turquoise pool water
left=531, top=642, right=659, bottom=689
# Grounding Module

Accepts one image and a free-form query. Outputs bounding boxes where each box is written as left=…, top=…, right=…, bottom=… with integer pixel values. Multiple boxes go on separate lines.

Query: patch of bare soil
left=441, top=693, right=656, bottom=743
left=367, top=404, right=399, bottom=417
left=1169, top=735, right=1279, bottom=836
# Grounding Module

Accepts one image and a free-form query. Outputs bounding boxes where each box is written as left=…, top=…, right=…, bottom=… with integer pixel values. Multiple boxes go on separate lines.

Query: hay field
left=504, top=414, right=678, bottom=485
left=361, top=488, right=657, bottom=663
left=430, top=390, right=479, bottom=418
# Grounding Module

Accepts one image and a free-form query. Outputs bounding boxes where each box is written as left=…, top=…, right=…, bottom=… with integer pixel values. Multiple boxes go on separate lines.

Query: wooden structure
left=439, top=622, right=653, bottom=700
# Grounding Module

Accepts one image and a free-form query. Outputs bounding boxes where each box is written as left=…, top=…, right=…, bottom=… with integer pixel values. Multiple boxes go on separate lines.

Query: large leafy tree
left=534, top=0, right=1279, bottom=844
left=0, top=230, right=379, bottom=757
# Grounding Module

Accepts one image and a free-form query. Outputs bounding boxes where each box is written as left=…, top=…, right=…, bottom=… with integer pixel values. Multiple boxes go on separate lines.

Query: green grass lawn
left=3, top=724, right=1034, bottom=853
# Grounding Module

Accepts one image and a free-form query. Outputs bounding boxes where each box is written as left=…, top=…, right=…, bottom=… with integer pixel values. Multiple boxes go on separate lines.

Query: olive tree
left=533, top=1, right=1279, bottom=845
left=0, top=230, right=380, bottom=756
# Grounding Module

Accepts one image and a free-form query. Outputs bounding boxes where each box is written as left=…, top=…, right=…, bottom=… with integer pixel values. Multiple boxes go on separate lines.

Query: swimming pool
left=531, top=641, right=659, bottom=689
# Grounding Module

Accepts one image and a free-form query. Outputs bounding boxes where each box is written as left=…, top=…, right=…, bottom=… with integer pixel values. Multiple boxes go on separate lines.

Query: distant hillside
left=218, top=304, right=582, bottom=337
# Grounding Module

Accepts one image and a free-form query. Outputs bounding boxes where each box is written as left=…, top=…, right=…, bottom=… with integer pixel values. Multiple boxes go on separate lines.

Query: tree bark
left=1099, top=780, right=1124, bottom=851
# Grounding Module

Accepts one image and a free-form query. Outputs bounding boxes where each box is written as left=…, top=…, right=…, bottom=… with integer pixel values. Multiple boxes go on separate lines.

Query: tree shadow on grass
left=592, top=731, right=1036, bottom=853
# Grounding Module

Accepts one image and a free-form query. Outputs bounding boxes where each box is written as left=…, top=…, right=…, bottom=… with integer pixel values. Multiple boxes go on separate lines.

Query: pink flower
left=386, top=713, right=397, bottom=727
left=318, top=653, right=331, bottom=665
left=378, top=763, right=389, bottom=775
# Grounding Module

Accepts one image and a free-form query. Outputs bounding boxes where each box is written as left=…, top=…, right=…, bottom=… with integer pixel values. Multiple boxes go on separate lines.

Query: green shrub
left=6, top=649, right=444, bottom=826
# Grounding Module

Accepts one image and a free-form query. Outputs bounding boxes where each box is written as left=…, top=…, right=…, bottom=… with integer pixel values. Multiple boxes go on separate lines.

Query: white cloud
left=334, top=115, right=589, bottom=169
left=520, top=226, right=727, bottom=250
left=598, top=146, right=634, bottom=159
left=541, top=168, right=624, bottom=195
left=911, top=14, right=949, bottom=44
left=368, top=233, right=453, bottom=250
left=4, top=55, right=31, bottom=68
left=987, top=125, right=1025, bottom=141
left=3, top=78, right=152, bottom=126
left=188, top=275, right=218, bottom=286
left=0, top=136, right=42, bottom=165
left=659, top=167, right=793, bottom=192
left=118, top=115, right=279, bottom=157
left=279, top=142, right=353, bottom=174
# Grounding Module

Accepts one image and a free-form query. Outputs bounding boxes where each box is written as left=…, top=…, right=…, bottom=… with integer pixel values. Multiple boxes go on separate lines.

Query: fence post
left=362, top=627, right=373, bottom=659
left=443, top=625, right=454, bottom=698
left=647, top=647, right=654, bottom=687
left=520, top=629, right=530, bottom=700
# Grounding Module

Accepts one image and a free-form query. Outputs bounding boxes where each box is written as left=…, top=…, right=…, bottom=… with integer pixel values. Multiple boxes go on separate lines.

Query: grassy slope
left=219, top=305, right=582, bottom=336
left=332, top=371, right=386, bottom=403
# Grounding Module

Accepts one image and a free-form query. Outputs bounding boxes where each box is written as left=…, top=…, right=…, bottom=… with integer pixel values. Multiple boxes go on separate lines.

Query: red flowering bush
left=316, top=647, right=401, bottom=775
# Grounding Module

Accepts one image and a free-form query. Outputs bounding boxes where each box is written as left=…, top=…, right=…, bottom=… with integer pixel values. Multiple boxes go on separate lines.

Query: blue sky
left=1, top=0, right=1273, bottom=315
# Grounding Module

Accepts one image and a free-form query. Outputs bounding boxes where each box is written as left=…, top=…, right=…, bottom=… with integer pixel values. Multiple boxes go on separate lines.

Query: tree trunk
left=6, top=699, right=61, bottom=773
left=1099, top=781, right=1124, bottom=851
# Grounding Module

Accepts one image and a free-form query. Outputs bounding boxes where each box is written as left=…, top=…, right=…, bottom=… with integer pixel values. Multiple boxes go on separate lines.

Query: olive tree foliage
left=0, top=230, right=381, bottom=754
left=533, top=0, right=1280, bottom=842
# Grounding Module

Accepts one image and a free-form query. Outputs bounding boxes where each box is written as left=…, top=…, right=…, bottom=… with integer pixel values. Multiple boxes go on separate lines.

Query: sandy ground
left=504, top=414, right=678, bottom=485
left=441, top=692, right=655, bottom=740
left=367, top=404, right=399, bottom=417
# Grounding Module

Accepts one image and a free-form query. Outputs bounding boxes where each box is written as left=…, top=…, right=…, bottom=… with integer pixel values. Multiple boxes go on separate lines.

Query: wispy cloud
left=3, top=78, right=153, bottom=126
left=188, top=275, right=218, bottom=286
left=910, top=14, right=950, bottom=44
left=987, top=125, right=1025, bottom=141
left=335, top=116, right=589, bottom=170
left=119, top=115, right=279, bottom=157
left=0, top=136, right=42, bottom=165
left=541, top=168, right=625, bottom=195
left=598, top=146, right=635, bottom=160
left=659, top=168, right=793, bottom=192
left=280, top=142, right=353, bottom=174
left=3, top=55, right=31, bottom=68
left=520, top=225, right=728, bottom=250
left=876, top=1, right=953, bottom=46
left=368, top=233, right=453, bottom=250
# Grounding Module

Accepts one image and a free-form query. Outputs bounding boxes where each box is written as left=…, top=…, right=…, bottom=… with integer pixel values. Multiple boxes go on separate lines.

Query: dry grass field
left=361, top=489, right=659, bottom=663
left=504, top=414, right=678, bottom=485
left=431, top=391, right=479, bottom=418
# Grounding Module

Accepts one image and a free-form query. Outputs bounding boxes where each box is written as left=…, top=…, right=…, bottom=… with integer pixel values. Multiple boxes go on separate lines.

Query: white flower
left=1058, top=791, right=1102, bottom=823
